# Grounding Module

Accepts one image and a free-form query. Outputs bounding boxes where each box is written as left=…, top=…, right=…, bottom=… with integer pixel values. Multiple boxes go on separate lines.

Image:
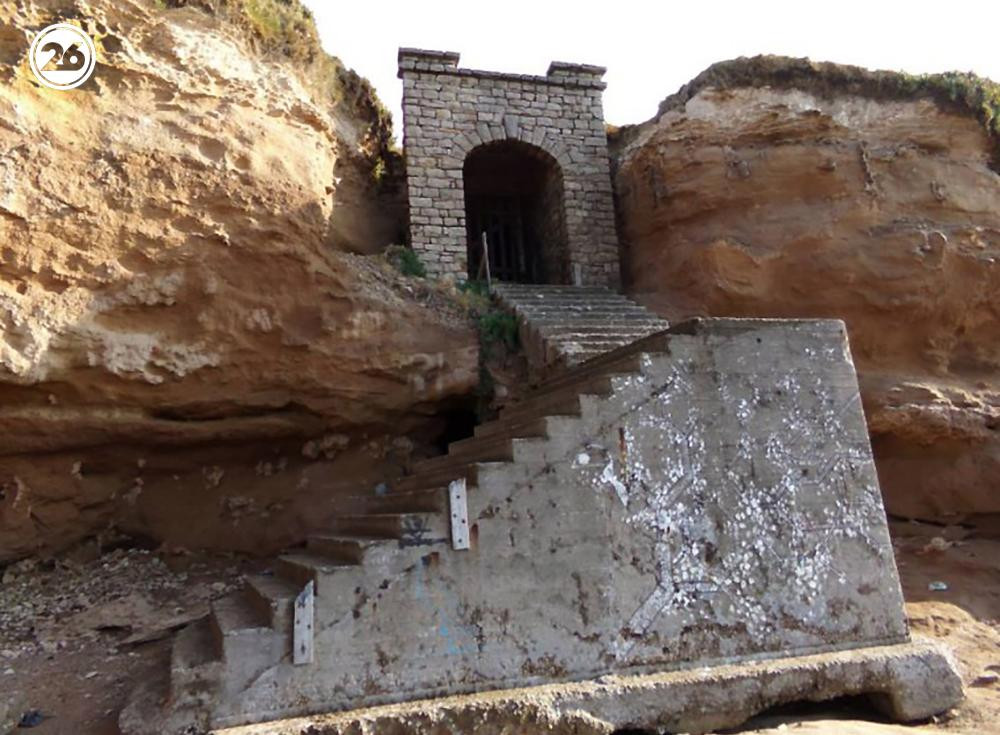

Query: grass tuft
left=385, top=245, right=427, bottom=278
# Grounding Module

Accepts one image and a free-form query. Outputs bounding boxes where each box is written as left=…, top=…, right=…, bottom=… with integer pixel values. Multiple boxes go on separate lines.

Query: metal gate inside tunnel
left=463, top=140, right=569, bottom=284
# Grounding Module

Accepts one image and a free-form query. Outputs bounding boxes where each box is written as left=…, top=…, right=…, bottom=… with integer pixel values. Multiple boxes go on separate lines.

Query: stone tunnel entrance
left=463, top=140, right=568, bottom=284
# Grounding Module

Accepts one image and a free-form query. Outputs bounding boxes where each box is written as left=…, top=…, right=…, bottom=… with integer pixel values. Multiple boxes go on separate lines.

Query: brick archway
left=462, top=139, right=569, bottom=284
left=399, top=49, right=621, bottom=286
left=451, top=119, right=573, bottom=173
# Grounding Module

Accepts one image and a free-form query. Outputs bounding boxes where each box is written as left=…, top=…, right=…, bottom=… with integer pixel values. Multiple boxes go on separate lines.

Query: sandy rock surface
left=0, top=0, right=478, bottom=561
left=614, top=60, right=1000, bottom=525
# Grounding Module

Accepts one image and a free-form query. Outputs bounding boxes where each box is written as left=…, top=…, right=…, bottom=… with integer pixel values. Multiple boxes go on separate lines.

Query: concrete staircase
left=119, top=318, right=952, bottom=735
left=491, top=283, right=669, bottom=375
left=152, top=498, right=453, bottom=731
left=127, top=331, right=664, bottom=733
left=125, top=286, right=672, bottom=734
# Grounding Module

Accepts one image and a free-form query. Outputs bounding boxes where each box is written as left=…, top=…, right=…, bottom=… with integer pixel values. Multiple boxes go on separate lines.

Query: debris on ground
left=0, top=547, right=244, bottom=659
left=0, top=543, right=255, bottom=734
left=17, top=709, right=44, bottom=727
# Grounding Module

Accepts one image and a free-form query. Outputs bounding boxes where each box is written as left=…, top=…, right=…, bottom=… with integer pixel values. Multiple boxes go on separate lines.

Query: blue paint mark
left=411, top=562, right=478, bottom=656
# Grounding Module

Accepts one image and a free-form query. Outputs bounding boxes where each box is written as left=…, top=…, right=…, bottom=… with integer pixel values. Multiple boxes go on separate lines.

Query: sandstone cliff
left=613, top=57, right=1000, bottom=524
left=0, top=0, right=478, bottom=560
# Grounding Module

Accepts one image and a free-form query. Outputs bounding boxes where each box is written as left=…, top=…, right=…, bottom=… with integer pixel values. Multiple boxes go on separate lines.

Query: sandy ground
left=740, top=519, right=1000, bottom=735
left=0, top=545, right=257, bottom=733
left=0, top=521, right=997, bottom=735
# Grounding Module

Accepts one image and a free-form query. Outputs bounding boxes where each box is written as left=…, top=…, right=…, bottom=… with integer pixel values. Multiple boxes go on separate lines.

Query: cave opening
left=430, top=402, right=480, bottom=454
left=463, top=140, right=568, bottom=284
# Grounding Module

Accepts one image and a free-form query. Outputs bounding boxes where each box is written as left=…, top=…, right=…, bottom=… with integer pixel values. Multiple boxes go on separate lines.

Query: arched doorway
left=463, top=141, right=568, bottom=284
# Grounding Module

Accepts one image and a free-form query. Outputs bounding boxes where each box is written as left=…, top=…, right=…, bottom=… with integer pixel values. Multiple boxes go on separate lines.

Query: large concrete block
left=125, top=318, right=962, bottom=734
left=214, top=638, right=961, bottom=735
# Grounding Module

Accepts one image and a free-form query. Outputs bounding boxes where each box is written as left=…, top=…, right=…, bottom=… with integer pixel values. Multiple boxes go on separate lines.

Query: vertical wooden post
left=481, top=231, right=492, bottom=289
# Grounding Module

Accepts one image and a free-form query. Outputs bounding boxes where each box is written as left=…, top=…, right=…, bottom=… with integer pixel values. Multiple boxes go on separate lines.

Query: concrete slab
left=215, top=638, right=962, bottom=735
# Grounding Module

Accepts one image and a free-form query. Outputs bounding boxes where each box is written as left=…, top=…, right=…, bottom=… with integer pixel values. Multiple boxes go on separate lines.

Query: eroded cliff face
left=0, top=0, right=477, bottom=560
left=614, top=58, right=1000, bottom=524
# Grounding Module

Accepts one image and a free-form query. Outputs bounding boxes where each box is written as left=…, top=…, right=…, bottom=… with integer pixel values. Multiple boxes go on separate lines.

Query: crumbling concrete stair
left=123, top=318, right=963, bottom=735
left=491, top=282, right=669, bottom=374
left=125, top=498, right=452, bottom=733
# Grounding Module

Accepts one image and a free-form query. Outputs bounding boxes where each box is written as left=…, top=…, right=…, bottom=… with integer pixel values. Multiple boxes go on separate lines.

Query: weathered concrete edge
left=216, top=638, right=963, bottom=735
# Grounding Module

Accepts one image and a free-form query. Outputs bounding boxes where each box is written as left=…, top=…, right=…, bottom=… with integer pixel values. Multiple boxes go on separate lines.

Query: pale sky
left=302, top=0, right=1000, bottom=135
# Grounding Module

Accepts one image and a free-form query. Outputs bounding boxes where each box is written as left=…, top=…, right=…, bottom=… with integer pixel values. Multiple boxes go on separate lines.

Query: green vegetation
left=385, top=245, right=427, bottom=278
left=477, top=309, right=519, bottom=353
left=371, top=158, right=387, bottom=186
left=455, top=279, right=490, bottom=299
left=906, top=71, right=1000, bottom=140
left=456, top=280, right=519, bottom=354
left=474, top=304, right=518, bottom=416
left=452, top=280, right=521, bottom=417
left=241, top=0, right=314, bottom=48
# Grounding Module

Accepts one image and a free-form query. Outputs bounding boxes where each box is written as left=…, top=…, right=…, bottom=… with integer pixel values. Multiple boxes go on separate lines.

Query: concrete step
left=245, top=573, right=301, bottom=631
left=499, top=289, right=628, bottom=300
left=529, top=331, right=665, bottom=348
left=337, top=487, right=446, bottom=515
left=501, top=294, right=648, bottom=306
left=473, top=414, right=547, bottom=441
left=497, top=393, right=583, bottom=428
left=510, top=305, right=655, bottom=318
left=472, top=413, right=580, bottom=444
left=307, top=535, right=390, bottom=563
left=507, top=299, right=642, bottom=311
left=275, top=552, right=358, bottom=592
left=530, top=357, right=642, bottom=394
left=530, top=350, right=646, bottom=396
left=170, top=618, right=222, bottom=700
left=209, top=592, right=280, bottom=663
left=413, top=435, right=514, bottom=473
left=556, top=349, right=631, bottom=367
left=408, top=438, right=545, bottom=483
left=494, top=284, right=669, bottom=375
left=545, top=332, right=649, bottom=357
left=492, top=284, right=612, bottom=295
left=392, top=462, right=481, bottom=494
left=498, top=376, right=614, bottom=424
left=500, top=289, right=635, bottom=298
left=529, top=321, right=667, bottom=342
left=578, top=331, right=671, bottom=366
left=556, top=337, right=659, bottom=355
left=539, top=334, right=668, bottom=377
left=531, top=319, right=667, bottom=334
left=497, top=395, right=586, bottom=430
left=446, top=431, right=524, bottom=461
left=554, top=342, right=645, bottom=358
left=500, top=297, right=626, bottom=307
left=326, top=512, right=443, bottom=540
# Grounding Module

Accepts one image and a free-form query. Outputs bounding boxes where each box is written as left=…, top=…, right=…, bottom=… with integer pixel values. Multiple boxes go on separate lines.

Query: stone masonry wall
left=398, top=48, right=621, bottom=286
